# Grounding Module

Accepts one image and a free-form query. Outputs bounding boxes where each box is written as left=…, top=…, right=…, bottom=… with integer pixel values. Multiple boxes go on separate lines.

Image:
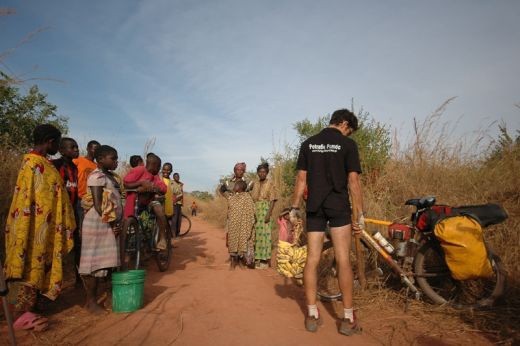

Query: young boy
left=123, top=153, right=169, bottom=251
left=227, top=180, right=255, bottom=270
left=161, top=162, right=175, bottom=221
left=52, top=137, right=81, bottom=285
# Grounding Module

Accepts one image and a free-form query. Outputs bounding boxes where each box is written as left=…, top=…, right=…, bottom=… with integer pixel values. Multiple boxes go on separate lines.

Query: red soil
left=1, top=217, right=493, bottom=345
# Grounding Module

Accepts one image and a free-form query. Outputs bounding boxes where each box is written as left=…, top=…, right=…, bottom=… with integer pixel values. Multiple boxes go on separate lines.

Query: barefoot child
left=227, top=180, right=255, bottom=269
left=78, top=145, right=123, bottom=314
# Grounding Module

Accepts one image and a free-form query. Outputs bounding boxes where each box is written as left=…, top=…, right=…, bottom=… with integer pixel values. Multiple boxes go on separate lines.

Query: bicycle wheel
left=124, top=217, right=142, bottom=270
left=317, top=241, right=342, bottom=301
left=155, top=222, right=173, bottom=272
left=414, top=242, right=506, bottom=308
left=177, top=214, right=192, bottom=237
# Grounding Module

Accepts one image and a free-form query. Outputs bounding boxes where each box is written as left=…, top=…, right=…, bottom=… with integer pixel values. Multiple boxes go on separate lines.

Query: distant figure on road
left=191, top=201, right=198, bottom=216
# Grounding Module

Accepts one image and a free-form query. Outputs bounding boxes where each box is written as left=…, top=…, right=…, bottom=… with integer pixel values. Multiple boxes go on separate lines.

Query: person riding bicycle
left=123, top=153, right=169, bottom=251
left=290, top=109, right=364, bottom=336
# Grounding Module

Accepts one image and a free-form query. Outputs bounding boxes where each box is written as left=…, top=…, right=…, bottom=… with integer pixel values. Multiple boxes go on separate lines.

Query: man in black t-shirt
left=290, top=109, right=364, bottom=336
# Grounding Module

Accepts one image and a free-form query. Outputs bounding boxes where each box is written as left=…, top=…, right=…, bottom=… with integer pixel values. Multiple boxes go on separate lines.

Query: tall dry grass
left=361, top=112, right=519, bottom=341
left=201, top=110, right=519, bottom=342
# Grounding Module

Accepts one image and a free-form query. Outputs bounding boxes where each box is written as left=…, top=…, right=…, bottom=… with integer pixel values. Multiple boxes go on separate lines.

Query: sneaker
left=338, top=317, right=362, bottom=336
left=305, top=315, right=323, bottom=332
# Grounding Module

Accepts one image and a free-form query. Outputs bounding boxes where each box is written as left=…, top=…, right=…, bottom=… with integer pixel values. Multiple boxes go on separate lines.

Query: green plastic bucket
left=112, top=269, right=146, bottom=313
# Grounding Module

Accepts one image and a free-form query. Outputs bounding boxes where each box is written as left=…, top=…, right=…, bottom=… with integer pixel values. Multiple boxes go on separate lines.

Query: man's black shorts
left=306, top=191, right=352, bottom=231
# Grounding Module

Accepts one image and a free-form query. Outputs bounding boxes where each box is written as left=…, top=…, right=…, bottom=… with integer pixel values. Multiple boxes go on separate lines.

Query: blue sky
left=2, top=1, right=519, bottom=191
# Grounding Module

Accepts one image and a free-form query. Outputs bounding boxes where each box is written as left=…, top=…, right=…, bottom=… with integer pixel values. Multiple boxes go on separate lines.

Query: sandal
left=13, top=312, right=49, bottom=332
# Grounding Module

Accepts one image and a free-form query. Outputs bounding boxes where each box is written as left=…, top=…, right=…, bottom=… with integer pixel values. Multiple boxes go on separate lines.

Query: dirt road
left=3, top=217, right=493, bottom=345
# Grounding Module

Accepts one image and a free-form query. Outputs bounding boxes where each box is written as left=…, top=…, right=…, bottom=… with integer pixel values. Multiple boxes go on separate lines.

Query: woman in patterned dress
left=226, top=180, right=255, bottom=270
left=251, top=162, right=278, bottom=269
left=4, top=124, right=76, bottom=331
left=78, top=145, right=123, bottom=314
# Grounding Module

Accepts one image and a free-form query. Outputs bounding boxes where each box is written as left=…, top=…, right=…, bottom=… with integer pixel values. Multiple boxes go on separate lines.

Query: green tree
left=190, top=191, right=214, bottom=201
left=0, top=81, right=68, bottom=149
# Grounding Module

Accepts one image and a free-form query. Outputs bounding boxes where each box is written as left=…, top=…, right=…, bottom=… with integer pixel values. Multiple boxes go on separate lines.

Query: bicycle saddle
left=405, top=196, right=436, bottom=209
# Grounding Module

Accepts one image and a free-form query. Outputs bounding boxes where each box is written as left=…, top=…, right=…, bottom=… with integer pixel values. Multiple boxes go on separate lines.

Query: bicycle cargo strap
left=433, top=215, right=493, bottom=280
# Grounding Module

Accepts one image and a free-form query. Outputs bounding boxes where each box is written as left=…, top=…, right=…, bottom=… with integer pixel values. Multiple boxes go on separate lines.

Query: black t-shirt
left=296, top=127, right=362, bottom=212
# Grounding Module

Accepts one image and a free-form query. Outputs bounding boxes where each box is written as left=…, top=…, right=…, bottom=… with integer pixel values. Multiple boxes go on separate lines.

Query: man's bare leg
left=329, top=225, right=353, bottom=308
left=329, top=224, right=361, bottom=335
left=303, top=231, right=325, bottom=331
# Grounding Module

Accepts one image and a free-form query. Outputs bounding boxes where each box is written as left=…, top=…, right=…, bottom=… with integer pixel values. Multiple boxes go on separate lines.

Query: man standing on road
left=171, top=172, right=184, bottom=237
left=290, top=109, right=364, bottom=336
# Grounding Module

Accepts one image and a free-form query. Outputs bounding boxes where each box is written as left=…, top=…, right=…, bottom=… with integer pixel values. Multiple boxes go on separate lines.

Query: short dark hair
left=94, top=145, right=117, bottom=162
left=257, top=162, right=269, bottom=173
left=59, top=137, right=77, bottom=149
left=173, top=172, right=180, bottom=177
left=329, top=109, right=358, bottom=131
left=87, top=140, right=100, bottom=149
left=33, top=124, right=61, bottom=145
left=163, top=162, right=173, bottom=169
left=146, top=153, right=161, bottom=164
left=235, top=180, right=247, bottom=191
left=129, top=155, right=143, bottom=168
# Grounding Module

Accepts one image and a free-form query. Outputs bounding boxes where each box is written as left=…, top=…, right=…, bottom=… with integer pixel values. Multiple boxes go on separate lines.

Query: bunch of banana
left=277, top=240, right=307, bottom=278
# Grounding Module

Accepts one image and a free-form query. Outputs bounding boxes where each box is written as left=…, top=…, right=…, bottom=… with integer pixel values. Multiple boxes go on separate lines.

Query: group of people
left=221, top=109, right=364, bottom=337
left=221, top=162, right=294, bottom=270
left=4, top=107, right=364, bottom=337
left=3, top=124, right=185, bottom=331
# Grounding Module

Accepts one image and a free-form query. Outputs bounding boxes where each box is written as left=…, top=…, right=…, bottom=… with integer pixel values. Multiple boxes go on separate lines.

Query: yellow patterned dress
left=4, top=152, right=75, bottom=302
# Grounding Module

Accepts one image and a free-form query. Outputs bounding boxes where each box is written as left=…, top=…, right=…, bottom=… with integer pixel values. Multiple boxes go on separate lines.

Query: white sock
left=344, top=307, right=354, bottom=322
left=308, top=304, right=319, bottom=318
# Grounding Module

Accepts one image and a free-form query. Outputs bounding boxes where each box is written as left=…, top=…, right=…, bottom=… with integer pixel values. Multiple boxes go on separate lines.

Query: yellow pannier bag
left=434, top=215, right=493, bottom=280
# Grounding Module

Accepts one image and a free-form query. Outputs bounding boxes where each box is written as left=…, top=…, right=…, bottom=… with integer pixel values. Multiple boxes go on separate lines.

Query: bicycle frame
left=363, top=218, right=421, bottom=299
